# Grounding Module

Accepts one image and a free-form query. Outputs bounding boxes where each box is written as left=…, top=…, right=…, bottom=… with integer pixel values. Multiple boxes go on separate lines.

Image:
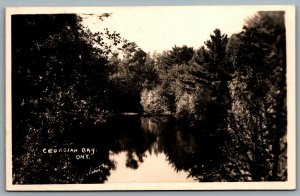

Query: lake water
left=67, top=115, right=228, bottom=183
left=14, top=115, right=229, bottom=184
left=107, top=151, right=197, bottom=183
left=105, top=116, right=198, bottom=183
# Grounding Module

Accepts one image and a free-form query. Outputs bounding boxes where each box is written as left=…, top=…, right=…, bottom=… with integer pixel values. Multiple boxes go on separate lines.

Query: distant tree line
left=12, top=11, right=287, bottom=183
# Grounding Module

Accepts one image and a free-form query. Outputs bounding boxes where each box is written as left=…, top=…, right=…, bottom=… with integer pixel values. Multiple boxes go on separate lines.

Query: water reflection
left=13, top=115, right=230, bottom=184
left=107, top=152, right=197, bottom=183
left=83, top=115, right=229, bottom=183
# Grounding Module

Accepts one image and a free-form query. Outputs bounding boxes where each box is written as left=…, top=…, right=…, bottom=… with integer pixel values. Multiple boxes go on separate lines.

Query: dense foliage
left=12, top=11, right=287, bottom=183
left=12, top=14, right=124, bottom=183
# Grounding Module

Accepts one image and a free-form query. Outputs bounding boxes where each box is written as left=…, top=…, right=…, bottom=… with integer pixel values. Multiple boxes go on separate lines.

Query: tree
left=226, top=11, right=287, bottom=181
left=193, top=29, right=229, bottom=83
left=12, top=14, right=123, bottom=184
left=164, top=45, right=194, bottom=67
left=190, top=29, right=230, bottom=128
left=108, top=42, right=159, bottom=113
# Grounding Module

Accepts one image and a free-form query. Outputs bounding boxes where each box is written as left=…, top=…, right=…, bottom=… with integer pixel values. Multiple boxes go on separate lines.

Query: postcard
left=5, top=6, right=296, bottom=191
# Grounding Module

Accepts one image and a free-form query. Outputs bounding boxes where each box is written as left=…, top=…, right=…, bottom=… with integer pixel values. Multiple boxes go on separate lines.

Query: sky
left=80, top=6, right=263, bottom=53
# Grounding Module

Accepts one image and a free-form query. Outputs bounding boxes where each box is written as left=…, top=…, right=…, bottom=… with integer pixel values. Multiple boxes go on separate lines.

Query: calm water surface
left=68, top=115, right=227, bottom=183
left=15, top=115, right=229, bottom=184
left=105, top=116, right=199, bottom=183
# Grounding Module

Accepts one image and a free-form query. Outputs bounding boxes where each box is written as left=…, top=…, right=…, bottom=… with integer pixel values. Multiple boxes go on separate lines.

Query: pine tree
left=164, top=45, right=194, bottom=68
left=188, top=29, right=230, bottom=127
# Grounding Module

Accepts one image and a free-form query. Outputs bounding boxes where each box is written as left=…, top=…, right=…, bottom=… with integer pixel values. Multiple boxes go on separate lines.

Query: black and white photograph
left=5, top=6, right=296, bottom=190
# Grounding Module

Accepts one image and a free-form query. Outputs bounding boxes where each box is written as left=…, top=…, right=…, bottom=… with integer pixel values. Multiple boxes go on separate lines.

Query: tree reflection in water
left=14, top=115, right=234, bottom=184
left=140, top=116, right=230, bottom=182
